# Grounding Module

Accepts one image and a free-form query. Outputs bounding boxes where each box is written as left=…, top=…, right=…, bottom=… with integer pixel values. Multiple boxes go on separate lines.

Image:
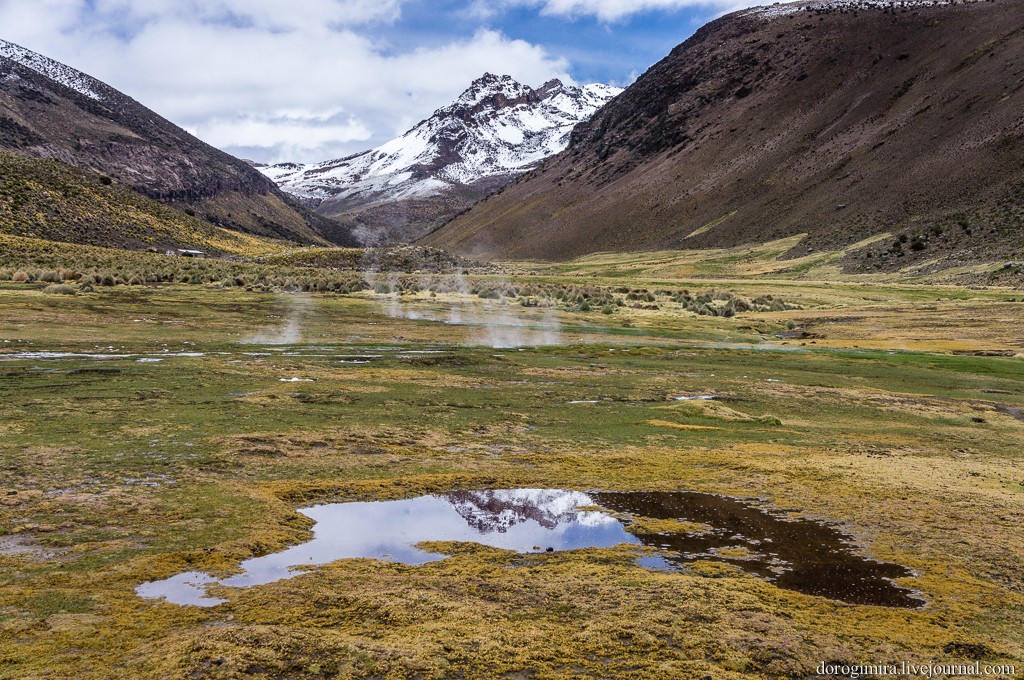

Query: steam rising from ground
left=375, top=271, right=562, bottom=348
left=476, top=304, right=562, bottom=349
left=244, top=293, right=312, bottom=345
left=239, top=248, right=562, bottom=349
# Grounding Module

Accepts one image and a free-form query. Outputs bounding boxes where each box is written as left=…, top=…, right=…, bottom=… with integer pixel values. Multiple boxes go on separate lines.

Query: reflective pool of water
left=137, top=489, right=922, bottom=609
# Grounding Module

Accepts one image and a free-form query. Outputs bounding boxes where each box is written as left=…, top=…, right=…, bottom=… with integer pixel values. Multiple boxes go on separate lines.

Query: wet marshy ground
left=138, top=489, right=922, bottom=609
left=592, top=491, right=922, bottom=608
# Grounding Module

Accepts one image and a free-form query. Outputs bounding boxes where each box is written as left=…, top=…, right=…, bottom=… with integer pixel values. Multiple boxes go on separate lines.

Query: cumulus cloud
left=0, top=0, right=572, bottom=163
left=481, top=0, right=761, bottom=21
left=0, top=0, right=760, bottom=162
left=89, top=0, right=407, bottom=30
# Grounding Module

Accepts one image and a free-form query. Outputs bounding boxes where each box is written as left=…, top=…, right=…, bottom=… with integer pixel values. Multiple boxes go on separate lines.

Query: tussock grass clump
left=257, top=245, right=496, bottom=274
left=42, top=283, right=77, bottom=295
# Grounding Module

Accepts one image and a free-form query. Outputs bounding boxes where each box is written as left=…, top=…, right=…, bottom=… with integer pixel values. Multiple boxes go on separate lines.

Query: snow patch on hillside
left=745, top=0, right=979, bottom=19
left=0, top=38, right=104, bottom=101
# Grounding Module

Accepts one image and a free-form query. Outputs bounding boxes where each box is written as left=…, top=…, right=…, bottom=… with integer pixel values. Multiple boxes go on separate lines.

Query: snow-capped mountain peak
left=259, top=74, right=622, bottom=238
left=456, top=72, right=534, bottom=108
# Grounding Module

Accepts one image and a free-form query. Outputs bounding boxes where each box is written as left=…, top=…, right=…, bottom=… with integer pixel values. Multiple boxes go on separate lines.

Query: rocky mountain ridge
left=259, top=74, right=621, bottom=245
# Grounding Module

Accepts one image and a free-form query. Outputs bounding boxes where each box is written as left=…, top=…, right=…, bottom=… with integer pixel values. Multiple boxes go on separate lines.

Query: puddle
left=996, top=405, right=1024, bottom=423
left=137, top=489, right=922, bottom=609
left=698, top=343, right=807, bottom=353
left=136, top=572, right=226, bottom=607
left=0, top=346, right=468, bottom=369
left=122, top=475, right=176, bottom=487
left=0, top=351, right=206, bottom=361
left=673, top=394, right=718, bottom=401
left=0, top=535, right=63, bottom=559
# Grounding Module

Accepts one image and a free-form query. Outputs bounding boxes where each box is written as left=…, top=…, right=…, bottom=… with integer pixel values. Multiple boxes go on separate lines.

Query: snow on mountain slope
left=0, top=38, right=105, bottom=101
left=743, top=0, right=981, bottom=19
left=259, top=74, right=622, bottom=208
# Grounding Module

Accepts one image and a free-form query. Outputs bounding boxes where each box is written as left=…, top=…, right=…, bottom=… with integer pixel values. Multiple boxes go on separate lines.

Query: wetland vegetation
left=1, top=238, right=1022, bottom=678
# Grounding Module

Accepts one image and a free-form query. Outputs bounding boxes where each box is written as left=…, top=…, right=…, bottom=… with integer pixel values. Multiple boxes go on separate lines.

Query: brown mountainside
left=424, top=0, right=1024, bottom=270
left=0, top=39, right=349, bottom=247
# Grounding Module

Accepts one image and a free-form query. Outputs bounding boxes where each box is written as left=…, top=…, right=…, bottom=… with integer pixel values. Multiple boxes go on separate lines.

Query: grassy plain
left=1, top=243, right=1023, bottom=678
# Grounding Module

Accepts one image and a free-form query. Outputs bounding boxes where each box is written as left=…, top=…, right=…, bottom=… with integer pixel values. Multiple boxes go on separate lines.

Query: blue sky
left=0, top=0, right=759, bottom=163
left=372, top=0, right=723, bottom=87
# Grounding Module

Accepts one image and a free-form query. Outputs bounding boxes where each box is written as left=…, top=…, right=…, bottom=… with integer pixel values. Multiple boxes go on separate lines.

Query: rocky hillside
left=259, top=74, right=620, bottom=245
left=0, top=38, right=348, bottom=247
left=425, top=0, right=1024, bottom=271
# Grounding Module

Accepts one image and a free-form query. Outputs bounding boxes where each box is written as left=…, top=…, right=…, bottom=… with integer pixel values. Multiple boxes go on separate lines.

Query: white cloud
left=0, top=0, right=572, bottom=163
left=88, top=0, right=405, bottom=31
left=190, top=113, right=374, bottom=163
left=481, top=0, right=761, bottom=21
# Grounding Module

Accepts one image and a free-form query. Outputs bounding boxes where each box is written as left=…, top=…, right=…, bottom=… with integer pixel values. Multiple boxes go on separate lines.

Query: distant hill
left=0, top=38, right=351, bottom=249
left=0, top=151, right=290, bottom=256
left=259, top=74, right=620, bottom=246
left=425, top=0, right=1024, bottom=271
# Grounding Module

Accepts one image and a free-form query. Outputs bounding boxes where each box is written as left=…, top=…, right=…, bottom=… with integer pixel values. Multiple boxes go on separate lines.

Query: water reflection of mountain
left=442, top=489, right=601, bottom=533
left=440, top=488, right=922, bottom=608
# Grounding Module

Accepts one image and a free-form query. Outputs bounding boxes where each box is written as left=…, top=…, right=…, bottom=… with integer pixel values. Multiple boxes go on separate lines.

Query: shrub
left=42, top=283, right=76, bottom=295
left=12, top=271, right=29, bottom=283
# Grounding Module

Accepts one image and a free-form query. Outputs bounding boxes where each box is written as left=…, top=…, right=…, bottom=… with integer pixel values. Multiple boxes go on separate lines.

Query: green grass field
left=1, top=243, right=1023, bottom=678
